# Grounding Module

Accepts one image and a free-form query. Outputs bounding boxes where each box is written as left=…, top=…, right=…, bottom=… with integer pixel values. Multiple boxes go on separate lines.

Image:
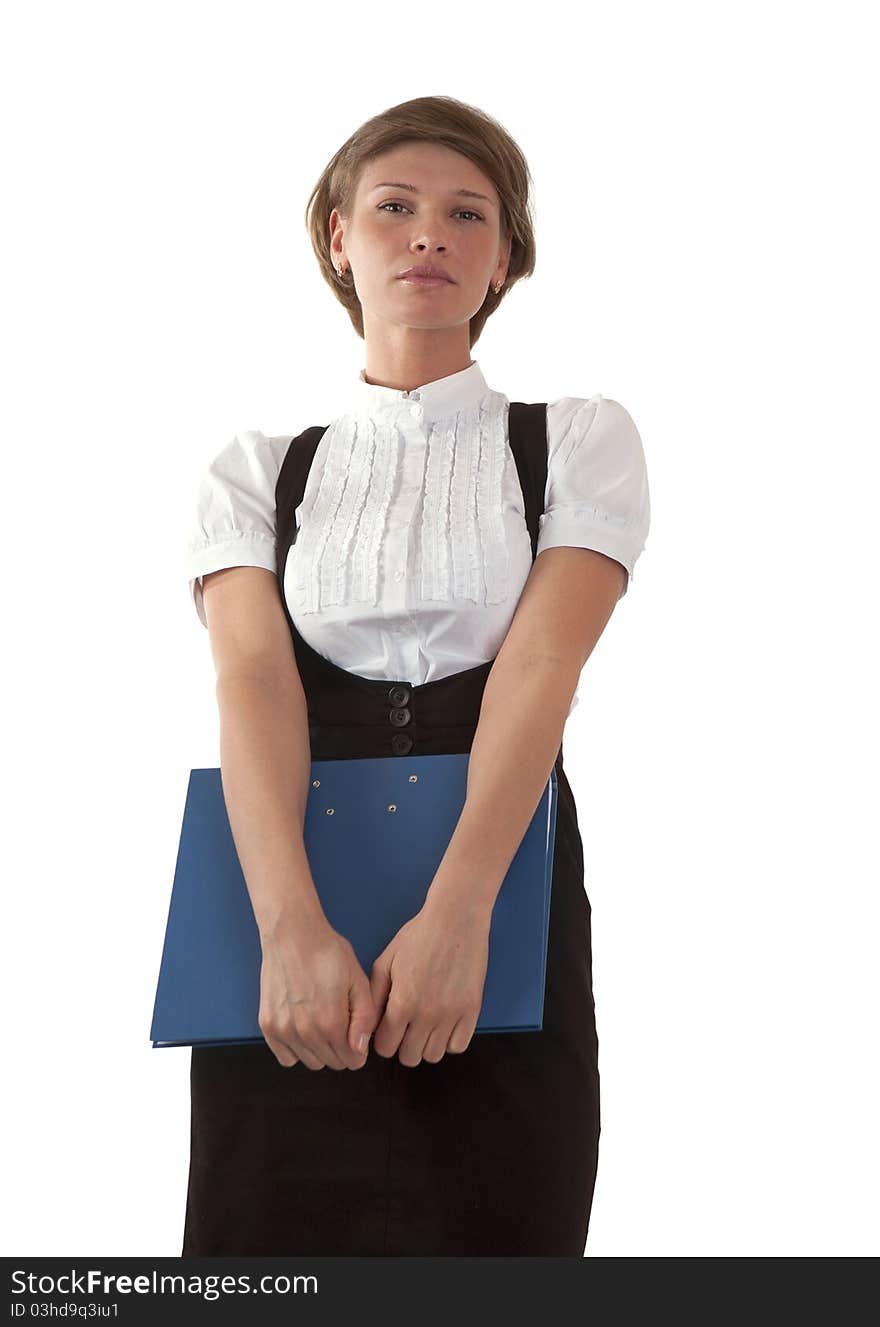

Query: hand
left=368, top=893, right=492, bottom=1067
left=258, top=911, right=377, bottom=1071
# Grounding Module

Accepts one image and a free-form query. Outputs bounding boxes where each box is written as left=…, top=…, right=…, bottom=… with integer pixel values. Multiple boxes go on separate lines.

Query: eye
left=377, top=201, right=484, bottom=222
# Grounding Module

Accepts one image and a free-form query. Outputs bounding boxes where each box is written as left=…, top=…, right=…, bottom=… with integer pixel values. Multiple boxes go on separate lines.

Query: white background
left=3, top=0, right=877, bottom=1258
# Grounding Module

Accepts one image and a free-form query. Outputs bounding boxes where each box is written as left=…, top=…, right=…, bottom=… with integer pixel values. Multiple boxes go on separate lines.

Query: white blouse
left=184, top=360, right=650, bottom=718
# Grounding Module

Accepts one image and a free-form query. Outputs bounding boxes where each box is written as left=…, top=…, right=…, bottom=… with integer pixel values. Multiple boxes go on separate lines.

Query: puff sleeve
left=184, top=429, right=288, bottom=628
left=537, top=395, right=651, bottom=598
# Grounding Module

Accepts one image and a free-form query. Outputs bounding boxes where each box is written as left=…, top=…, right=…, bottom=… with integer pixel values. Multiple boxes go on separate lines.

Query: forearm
left=216, top=673, right=326, bottom=942
left=424, top=658, right=575, bottom=918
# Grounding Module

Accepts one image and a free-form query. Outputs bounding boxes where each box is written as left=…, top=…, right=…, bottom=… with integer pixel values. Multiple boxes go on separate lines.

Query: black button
left=391, top=733, right=413, bottom=756
left=389, top=706, right=411, bottom=727
left=388, top=684, right=411, bottom=707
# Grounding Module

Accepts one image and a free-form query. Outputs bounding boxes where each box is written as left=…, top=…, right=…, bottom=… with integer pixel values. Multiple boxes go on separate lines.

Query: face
left=329, top=141, right=511, bottom=335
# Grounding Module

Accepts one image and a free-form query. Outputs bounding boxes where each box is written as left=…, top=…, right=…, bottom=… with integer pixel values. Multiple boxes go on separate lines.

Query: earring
left=493, top=280, right=504, bottom=294
left=335, top=262, right=346, bottom=278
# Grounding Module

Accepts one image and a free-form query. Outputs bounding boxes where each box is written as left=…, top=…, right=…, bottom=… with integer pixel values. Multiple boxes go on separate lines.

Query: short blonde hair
left=304, top=94, right=537, bottom=348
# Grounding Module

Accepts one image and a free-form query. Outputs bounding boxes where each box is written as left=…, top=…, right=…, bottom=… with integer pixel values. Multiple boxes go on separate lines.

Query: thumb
left=349, top=970, right=380, bottom=1057
left=369, top=955, right=393, bottom=1027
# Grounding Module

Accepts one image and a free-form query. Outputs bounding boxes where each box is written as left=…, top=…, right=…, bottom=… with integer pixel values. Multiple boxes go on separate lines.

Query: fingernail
left=358, top=1034, right=368, bottom=1052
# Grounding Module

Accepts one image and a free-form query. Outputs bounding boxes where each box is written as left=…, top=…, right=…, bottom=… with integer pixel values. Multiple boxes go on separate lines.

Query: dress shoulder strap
left=274, top=424, right=328, bottom=588
left=506, top=402, right=548, bottom=562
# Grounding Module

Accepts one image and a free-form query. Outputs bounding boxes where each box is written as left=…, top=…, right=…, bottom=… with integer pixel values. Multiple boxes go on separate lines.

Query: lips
left=398, top=265, right=453, bottom=282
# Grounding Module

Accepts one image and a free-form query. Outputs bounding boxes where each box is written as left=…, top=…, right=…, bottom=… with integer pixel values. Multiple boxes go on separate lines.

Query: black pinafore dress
left=182, top=402, right=601, bottom=1257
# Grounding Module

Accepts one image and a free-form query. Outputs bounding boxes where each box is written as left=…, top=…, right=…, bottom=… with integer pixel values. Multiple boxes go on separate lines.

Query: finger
left=313, top=1036, right=350, bottom=1071
left=369, top=961, right=392, bottom=1017
left=272, top=1034, right=326, bottom=1071
left=347, top=1026, right=373, bottom=1065
left=262, top=1033, right=300, bottom=1069
left=446, top=1014, right=477, bottom=1055
left=335, top=1037, right=371, bottom=1072
left=422, top=1024, right=455, bottom=1064
left=349, top=976, right=378, bottom=1061
left=292, top=1025, right=347, bottom=1071
left=397, top=1020, right=432, bottom=1068
left=372, top=1000, right=408, bottom=1058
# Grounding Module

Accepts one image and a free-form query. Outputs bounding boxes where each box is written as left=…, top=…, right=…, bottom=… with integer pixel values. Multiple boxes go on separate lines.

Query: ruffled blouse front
left=289, top=388, right=512, bottom=616
left=184, top=360, right=651, bottom=717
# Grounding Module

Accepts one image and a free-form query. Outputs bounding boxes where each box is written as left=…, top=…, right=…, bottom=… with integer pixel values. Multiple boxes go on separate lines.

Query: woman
left=181, top=94, right=650, bottom=1256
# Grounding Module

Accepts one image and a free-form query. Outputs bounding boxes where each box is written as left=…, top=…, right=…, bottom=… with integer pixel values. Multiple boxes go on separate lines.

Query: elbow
left=486, top=653, right=579, bottom=727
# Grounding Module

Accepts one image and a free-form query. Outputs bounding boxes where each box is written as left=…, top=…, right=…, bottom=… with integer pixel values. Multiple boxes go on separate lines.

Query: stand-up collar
left=346, top=359, right=491, bottom=427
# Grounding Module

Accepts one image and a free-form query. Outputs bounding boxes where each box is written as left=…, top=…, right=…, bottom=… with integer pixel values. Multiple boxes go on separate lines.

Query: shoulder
left=190, top=430, right=296, bottom=519
left=540, top=392, right=650, bottom=532
left=201, top=429, right=293, bottom=481
left=189, top=429, right=297, bottom=541
left=535, top=395, right=651, bottom=596
left=546, top=393, right=644, bottom=458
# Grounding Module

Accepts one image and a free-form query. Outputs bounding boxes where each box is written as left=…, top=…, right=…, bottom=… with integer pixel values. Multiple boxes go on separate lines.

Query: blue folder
left=150, top=752, right=557, bottom=1047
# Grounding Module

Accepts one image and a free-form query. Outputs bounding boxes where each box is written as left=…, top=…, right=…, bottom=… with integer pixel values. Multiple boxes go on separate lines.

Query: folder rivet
left=312, top=779, right=321, bottom=787
left=387, top=803, right=397, bottom=813
left=326, top=807, right=334, bottom=815
left=409, top=775, right=418, bottom=782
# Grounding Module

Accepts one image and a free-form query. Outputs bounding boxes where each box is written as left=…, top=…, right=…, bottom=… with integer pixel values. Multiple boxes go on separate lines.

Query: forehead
left=358, top=141, right=497, bottom=202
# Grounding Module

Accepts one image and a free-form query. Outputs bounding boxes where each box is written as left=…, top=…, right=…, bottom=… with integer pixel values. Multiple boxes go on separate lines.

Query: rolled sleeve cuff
left=185, top=531, right=277, bottom=628
left=536, top=509, right=644, bottom=598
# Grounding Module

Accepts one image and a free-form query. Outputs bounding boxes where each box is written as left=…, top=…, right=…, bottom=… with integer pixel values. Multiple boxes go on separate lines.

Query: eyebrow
left=368, top=181, right=496, bottom=206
